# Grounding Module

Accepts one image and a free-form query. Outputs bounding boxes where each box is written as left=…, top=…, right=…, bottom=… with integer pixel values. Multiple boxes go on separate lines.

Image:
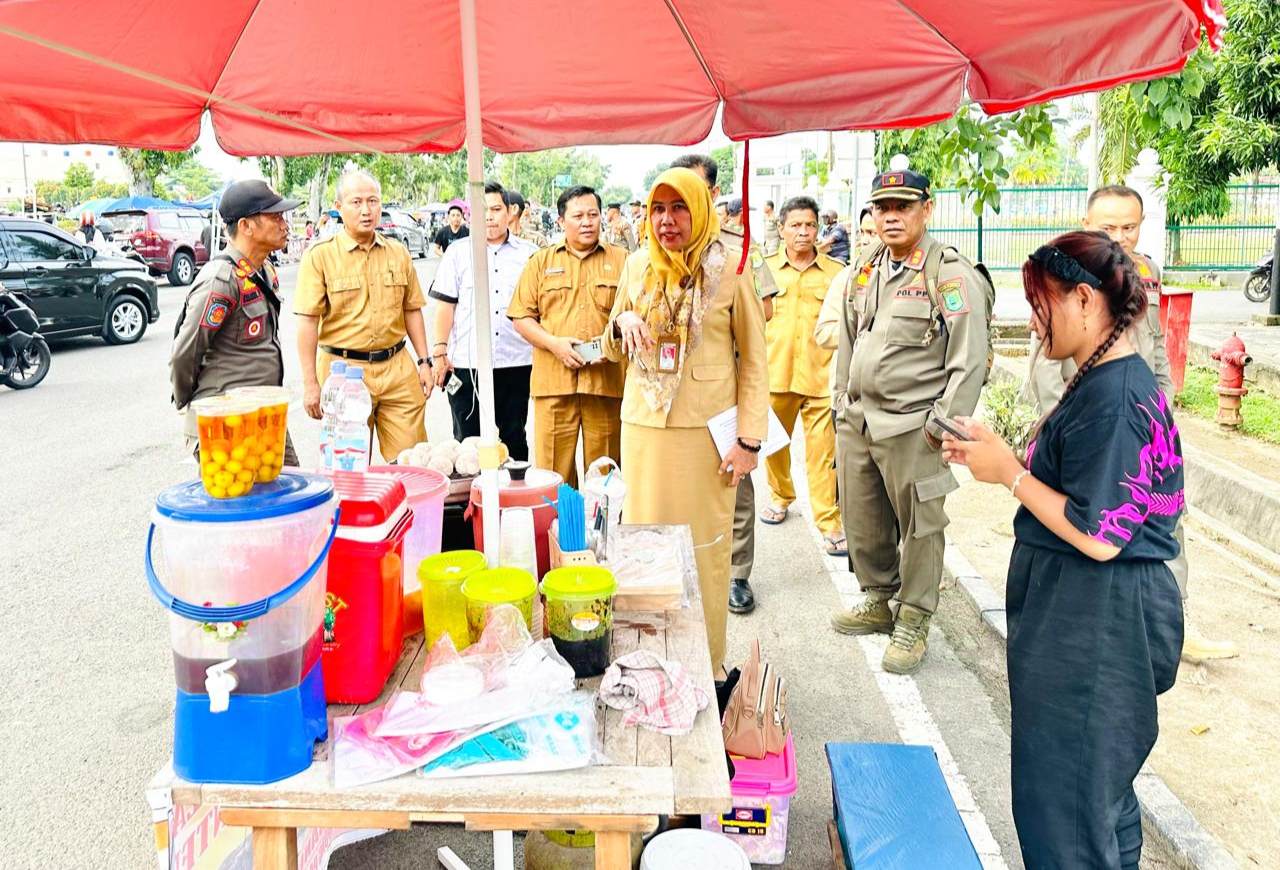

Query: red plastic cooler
left=323, top=472, right=412, bottom=703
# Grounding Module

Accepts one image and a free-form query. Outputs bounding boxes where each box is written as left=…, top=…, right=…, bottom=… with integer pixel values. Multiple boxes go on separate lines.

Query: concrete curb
left=942, top=545, right=1241, bottom=870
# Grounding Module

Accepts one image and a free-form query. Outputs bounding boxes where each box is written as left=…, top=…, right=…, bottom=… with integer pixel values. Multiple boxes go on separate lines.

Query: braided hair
left=1023, top=231, right=1148, bottom=403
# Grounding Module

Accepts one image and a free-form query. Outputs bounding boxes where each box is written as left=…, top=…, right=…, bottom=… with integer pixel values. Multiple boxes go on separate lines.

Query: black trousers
left=447, top=366, right=531, bottom=461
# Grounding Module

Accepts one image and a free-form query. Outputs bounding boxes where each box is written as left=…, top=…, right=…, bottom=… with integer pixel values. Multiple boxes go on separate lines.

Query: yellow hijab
left=645, top=167, right=720, bottom=291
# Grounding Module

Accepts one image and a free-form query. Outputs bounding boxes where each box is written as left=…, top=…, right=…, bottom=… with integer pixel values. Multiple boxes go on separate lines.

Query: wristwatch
left=417, top=356, right=431, bottom=368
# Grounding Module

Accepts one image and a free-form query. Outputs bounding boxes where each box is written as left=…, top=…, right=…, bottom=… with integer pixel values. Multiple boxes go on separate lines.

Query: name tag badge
left=657, top=335, right=680, bottom=373
left=545, top=266, right=566, bottom=275
left=445, top=372, right=463, bottom=395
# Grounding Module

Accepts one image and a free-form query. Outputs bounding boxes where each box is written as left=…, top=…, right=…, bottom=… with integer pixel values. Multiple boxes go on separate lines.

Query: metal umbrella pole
left=459, top=0, right=502, bottom=567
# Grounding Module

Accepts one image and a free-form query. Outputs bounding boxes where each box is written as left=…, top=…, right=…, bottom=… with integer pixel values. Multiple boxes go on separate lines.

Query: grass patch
left=1175, top=366, right=1280, bottom=444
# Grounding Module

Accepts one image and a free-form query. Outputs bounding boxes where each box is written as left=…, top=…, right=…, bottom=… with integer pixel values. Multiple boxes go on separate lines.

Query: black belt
left=320, top=340, right=405, bottom=363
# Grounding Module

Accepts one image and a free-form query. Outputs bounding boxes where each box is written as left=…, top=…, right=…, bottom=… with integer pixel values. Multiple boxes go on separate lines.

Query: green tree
left=601, top=184, right=634, bottom=207
left=875, top=103, right=1059, bottom=215
left=800, top=148, right=830, bottom=188
left=494, top=148, right=609, bottom=206
left=63, top=162, right=95, bottom=202
left=641, top=160, right=668, bottom=194
left=710, top=145, right=736, bottom=195
left=117, top=147, right=197, bottom=196
left=162, top=162, right=224, bottom=201
left=91, top=179, right=127, bottom=199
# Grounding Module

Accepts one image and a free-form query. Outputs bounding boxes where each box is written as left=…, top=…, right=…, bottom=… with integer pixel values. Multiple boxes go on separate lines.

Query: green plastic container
left=419, top=550, right=487, bottom=650
left=461, top=567, right=537, bottom=640
left=541, top=566, right=618, bottom=678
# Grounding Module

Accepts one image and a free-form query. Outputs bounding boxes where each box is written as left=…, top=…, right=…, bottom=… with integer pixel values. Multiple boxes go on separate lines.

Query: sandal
left=823, top=533, right=849, bottom=558
left=759, top=504, right=788, bottom=525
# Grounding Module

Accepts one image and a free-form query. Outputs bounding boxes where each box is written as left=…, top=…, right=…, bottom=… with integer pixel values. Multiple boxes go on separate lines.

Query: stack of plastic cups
left=499, top=507, right=540, bottom=638
left=193, top=395, right=265, bottom=499
left=227, top=386, right=291, bottom=483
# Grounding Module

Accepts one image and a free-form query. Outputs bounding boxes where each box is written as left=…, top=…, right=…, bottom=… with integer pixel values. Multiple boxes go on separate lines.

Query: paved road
left=0, top=254, right=1178, bottom=869
left=994, top=284, right=1267, bottom=325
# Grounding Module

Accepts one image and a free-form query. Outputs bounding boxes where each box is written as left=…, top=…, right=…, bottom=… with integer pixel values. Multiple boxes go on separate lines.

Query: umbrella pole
left=460, top=0, right=502, bottom=568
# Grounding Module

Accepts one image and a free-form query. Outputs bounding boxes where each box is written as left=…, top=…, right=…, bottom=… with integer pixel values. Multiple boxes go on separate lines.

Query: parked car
left=0, top=217, right=160, bottom=344
left=378, top=210, right=428, bottom=258
left=103, top=207, right=210, bottom=286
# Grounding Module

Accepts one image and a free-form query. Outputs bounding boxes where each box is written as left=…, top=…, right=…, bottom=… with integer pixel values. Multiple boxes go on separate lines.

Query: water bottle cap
left=345, top=366, right=365, bottom=380
left=329, top=360, right=347, bottom=374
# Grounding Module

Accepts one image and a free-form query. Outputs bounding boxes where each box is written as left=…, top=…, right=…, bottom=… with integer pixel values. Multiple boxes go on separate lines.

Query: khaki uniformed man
left=760, top=196, right=846, bottom=559
left=602, top=202, right=638, bottom=252
left=295, top=167, right=433, bottom=463
left=1022, top=183, right=1238, bottom=665
left=831, top=169, right=992, bottom=674
left=508, top=186, right=626, bottom=486
left=509, top=192, right=548, bottom=248
left=171, top=180, right=300, bottom=464
left=669, top=155, right=777, bottom=615
left=761, top=199, right=781, bottom=255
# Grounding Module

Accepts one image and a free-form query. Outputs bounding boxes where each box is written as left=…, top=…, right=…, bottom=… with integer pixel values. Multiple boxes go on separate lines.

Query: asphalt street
left=1, top=253, right=1230, bottom=868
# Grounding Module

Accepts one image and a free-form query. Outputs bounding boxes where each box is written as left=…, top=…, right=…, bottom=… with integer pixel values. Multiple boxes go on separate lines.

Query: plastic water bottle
left=319, top=360, right=347, bottom=470
left=334, top=366, right=373, bottom=472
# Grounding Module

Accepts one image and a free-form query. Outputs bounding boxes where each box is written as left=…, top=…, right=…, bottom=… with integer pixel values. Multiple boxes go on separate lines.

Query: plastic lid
left=541, top=566, right=617, bottom=601
left=640, top=829, right=750, bottom=869
left=227, top=385, right=290, bottom=405
left=155, top=471, right=335, bottom=523
left=367, top=465, right=449, bottom=501
left=461, top=567, right=536, bottom=604
left=418, top=549, right=487, bottom=584
left=729, top=732, right=798, bottom=797
left=190, top=395, right=259, bottom=417
left=331, top=471, right=407, bottom=527
left=345, top=367, right=365, bottom=380
left=470, top=465, right=563, bottom=506
left=329, top=360, right=347, bottom=373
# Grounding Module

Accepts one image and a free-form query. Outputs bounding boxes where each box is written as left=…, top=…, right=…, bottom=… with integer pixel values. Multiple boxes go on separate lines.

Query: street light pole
left=1269, top=216, right=1280, bottom=319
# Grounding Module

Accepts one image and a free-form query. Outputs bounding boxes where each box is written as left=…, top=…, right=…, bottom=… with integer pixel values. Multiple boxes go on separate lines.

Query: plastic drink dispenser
left=323, top=472, right=412, bottom=703
left=146, top=473, right=337, bottom=784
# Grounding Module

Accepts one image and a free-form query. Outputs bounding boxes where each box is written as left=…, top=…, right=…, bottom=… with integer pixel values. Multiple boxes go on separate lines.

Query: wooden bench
left=147, top=550, right=728, bottom=870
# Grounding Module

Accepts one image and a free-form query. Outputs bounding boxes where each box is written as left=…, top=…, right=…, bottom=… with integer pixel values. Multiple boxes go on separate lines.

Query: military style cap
left=219, top=180, right=300, bottom=224
left=724, top=197, right=743, bottom=216
left=869, top=169, right=931, bottom=202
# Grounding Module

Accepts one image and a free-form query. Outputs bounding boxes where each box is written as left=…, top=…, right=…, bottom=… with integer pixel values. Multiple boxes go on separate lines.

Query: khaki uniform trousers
left=767, top=391, right=841, bottom=533
left=317, top=347, right=425, bottom=463
left=622, top=422, right=734, bottom=672
left=532, top=393, right=622, bottom=488
left=836, top=416, right=955, bottom=616
left=731, top=475, right=756, bottom=581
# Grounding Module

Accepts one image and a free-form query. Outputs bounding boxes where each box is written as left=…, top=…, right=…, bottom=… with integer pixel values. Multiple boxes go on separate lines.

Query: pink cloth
left=599, top=650, right=710, bottom=737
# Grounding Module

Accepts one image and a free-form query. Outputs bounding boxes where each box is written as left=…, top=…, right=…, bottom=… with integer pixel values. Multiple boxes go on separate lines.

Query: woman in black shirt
left=943, top=231, right=1183, bottom=869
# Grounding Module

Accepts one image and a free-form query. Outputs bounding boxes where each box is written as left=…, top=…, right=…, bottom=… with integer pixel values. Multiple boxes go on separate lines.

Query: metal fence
left=929, top=183, right=1278, bottom=272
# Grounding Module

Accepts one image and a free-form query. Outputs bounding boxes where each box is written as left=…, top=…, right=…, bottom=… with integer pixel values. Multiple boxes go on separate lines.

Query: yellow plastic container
left=228, top=386, right=290, bottom=482
left=193, top=396, right=264, bottom=499
left=462, top=567, right=537, bottom=640
left=418, top=550, right=487, bottom=650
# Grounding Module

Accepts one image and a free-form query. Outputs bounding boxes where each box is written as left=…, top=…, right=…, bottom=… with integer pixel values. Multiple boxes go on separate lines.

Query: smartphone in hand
left=927, top=416, right=973, bottom=442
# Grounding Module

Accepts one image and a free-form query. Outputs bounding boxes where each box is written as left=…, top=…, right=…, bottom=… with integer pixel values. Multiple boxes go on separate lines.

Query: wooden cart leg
left=252, top=826, right=298, bottom=870
left=594, top=829, right=630, bottom=870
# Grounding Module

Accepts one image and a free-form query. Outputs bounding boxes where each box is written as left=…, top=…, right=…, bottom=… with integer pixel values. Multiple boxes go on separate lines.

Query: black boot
left=728, top=578, right=756, bottom=614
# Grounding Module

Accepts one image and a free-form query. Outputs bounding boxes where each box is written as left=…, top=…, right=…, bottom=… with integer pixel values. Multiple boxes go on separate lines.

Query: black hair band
left=1028, top=245, right=1102, bottom=288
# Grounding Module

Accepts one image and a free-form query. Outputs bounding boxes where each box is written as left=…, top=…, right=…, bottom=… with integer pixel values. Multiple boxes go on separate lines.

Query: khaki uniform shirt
left=1022, top=252, right=1173, bottom=413
left=762, top=214, right=781, bottom=255
left=170, top=244, right=284, bottom=431
left=835, top=232, right=991, bottom=441
left=719, top=226, right=778, bottom=301
left=765, top=249, right=845, bottom=397
left=517, top=224, right=548, bottom=248
left=293, top=228, right=425, bottom=350
left=602, top=219, right=637, bottom=252
left=507, top=241, right=627, bottom=399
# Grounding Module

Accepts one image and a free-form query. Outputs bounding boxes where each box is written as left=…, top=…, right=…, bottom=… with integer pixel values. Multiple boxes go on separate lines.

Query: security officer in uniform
left=295, top=167, right=433, bottom=462
left=509, top=192, right=549, bottom=248
left=171, top=180, right=300, bottom=464
left=831, top=169, right=991, bottom=674
left=1023, top=183, right=1238, bottom=664
left=508, top=185, right=627, bottom=486
left=602, top=203, right=638, bottom=252
left=669, top=156, right=779, bottom=616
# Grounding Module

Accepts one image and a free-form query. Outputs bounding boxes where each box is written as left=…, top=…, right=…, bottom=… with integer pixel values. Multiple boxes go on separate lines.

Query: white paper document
left=707, top=405, right=790, bottom=460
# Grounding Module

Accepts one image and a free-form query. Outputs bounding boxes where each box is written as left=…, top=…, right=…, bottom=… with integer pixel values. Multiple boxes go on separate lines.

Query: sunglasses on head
left=1028, top=246, right=1102, bottom=288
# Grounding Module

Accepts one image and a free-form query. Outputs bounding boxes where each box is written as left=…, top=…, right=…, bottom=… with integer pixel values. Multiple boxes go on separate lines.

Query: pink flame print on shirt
left=1091, top=392, right=1185, bottom=545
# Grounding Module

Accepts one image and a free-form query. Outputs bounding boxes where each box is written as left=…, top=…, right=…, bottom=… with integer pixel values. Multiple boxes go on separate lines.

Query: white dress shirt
left=429, top=232, right=537, bottom=369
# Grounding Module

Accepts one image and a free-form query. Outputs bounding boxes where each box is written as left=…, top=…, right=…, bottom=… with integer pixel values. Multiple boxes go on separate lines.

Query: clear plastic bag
left=604, top=524, right=697, bottom=609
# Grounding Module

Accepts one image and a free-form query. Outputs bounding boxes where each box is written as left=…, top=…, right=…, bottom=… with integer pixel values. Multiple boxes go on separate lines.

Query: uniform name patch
left=545, top=266, right=566, bottom=275
left=895, top=285, right=931, bottom=300
left=938, top=278, right=969, bottom=317
left=201, top=293, right=234, bottom=330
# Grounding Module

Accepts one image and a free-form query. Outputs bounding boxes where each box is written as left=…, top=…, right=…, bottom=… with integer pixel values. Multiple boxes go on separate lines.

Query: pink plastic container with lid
left=700, top=733, right=798, bottom=865
left=367, top=465, right=448, bottom=635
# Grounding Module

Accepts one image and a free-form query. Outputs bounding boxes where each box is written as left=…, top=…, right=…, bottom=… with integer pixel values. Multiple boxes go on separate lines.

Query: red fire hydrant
left=1210, top=333, right=1252, bottom=428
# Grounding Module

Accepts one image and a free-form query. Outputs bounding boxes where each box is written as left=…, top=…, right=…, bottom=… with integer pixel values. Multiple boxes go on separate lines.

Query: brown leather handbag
left=721, top=640, right=788, bottom=759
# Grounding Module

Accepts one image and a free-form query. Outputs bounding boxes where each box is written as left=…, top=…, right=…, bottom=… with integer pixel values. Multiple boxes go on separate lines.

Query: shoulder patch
left=906, top=247, right=926, bottom=270
left=201, top=292, right=235, bottom=330
left=937, top=277, right=969, bottom=318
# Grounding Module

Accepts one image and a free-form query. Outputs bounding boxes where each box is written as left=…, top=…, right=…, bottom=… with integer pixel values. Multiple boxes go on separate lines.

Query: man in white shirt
left=430, top=181, right=538, bottom=459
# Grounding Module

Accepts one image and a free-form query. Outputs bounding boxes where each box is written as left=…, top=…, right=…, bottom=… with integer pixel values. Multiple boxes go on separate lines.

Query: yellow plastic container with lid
left=418, top=550, right=487, bottom=650
left=461, top=567, right=537, bottom=640
left=227, top=386, right=290, bottom=482
left=193, top=395, right=264, bottom=499
left=541, top=566, right=618, bottom=678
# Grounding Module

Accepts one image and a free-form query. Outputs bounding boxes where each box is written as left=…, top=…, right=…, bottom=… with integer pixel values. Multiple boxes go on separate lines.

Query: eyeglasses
left=1028, top=245, right=1101, bottom=288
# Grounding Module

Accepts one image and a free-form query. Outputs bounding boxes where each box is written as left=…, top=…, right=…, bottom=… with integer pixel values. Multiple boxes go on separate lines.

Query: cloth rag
left=598, top=649, right=710, bottom=735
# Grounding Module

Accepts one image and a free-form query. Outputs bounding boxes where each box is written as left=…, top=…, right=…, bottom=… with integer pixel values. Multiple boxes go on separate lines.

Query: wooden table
left=147, top=564, right=729, bottom=870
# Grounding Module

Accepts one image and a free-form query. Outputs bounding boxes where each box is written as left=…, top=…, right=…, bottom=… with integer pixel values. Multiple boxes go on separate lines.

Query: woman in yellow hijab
left=602, top=167, right=769, bottom=672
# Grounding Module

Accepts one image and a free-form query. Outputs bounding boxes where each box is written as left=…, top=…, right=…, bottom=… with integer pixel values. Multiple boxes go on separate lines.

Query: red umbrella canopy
left=0, top=0, right=1224, bottom=154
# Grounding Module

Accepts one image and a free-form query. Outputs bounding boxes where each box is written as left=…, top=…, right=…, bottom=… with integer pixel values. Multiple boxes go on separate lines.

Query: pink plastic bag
left=333, top=705, right=481, bottom=788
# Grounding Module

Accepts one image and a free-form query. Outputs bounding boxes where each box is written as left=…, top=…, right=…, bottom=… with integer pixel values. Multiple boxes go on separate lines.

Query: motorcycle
left=1243, top=250, right=1273, bottom=304
left=0, top=284, right=51, bottom=390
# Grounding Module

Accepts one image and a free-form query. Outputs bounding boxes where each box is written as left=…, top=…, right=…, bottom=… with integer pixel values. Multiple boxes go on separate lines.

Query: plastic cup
left=461, top=567, right=537, bottom=640
left=540, top=566, right=618, bottom=677
left=228, top=386, right=290, bottom=482
left=418, top=550, right=487, bottom=650
left=193, top=396, right=265, bottom=499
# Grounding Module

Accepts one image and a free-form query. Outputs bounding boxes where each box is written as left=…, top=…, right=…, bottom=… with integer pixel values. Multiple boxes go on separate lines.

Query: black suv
left=0, top=217, right=160, bottom=344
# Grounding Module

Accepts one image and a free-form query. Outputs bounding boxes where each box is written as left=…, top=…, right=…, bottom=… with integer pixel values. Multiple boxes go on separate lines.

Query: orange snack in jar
left=228, top=386, right=290, bottom=482
left=192, top=396, right=265, bottom=499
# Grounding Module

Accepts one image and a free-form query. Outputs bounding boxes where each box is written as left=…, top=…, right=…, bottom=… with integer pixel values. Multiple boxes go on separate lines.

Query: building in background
left=740, top=131, right=877, bottom=235
left=0, top=142, right=129, bottom=201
